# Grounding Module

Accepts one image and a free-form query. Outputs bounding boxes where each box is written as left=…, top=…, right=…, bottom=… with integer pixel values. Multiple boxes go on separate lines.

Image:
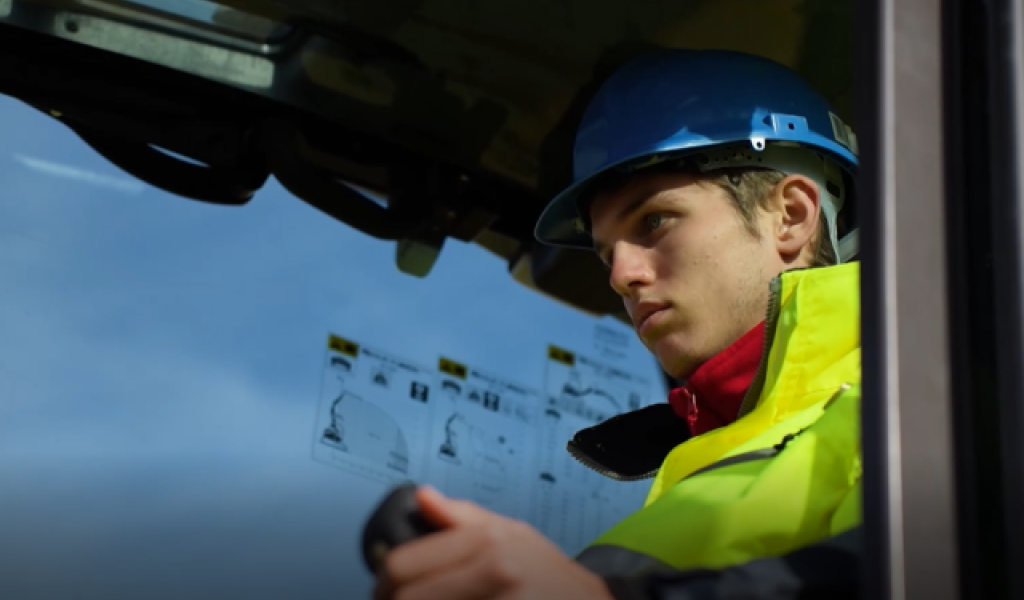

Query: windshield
left=0, top=95, right=667, bottom=599
left=116, top=0, right=223, bottom=21
left=81, top=0, right=292, bottom=41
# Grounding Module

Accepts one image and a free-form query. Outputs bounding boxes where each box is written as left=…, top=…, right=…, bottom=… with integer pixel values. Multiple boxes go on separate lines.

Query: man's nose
left=608, top=243, right=655, bottom=297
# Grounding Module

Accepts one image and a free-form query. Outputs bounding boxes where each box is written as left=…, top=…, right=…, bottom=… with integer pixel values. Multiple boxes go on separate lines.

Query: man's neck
left=667, top=322, right=766, bottom=436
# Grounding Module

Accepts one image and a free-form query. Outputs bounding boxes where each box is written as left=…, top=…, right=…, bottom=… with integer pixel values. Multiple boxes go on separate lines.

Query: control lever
left=361, top=483, right=441, bottom=573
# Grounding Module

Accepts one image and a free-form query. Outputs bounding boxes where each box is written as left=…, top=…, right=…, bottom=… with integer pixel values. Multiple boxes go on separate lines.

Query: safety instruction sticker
left=424, top=357, right=542, bottom=520
left=544, top=344, right=648, bottom=421
left=309, top=332, right=661, bottom=556
left=529, top=344, right=655, bottom=553
left=312, top=333, right=436, bottom=486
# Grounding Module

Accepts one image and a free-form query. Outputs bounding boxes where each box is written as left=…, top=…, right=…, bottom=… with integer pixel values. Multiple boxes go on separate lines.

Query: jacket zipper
left=567, top=442, right=781, bottom=484
left=677, top=448, right=779, bottom=481
left=736, top=275, right=783, bottom=419
left=676, top=427, right=807, bottom=484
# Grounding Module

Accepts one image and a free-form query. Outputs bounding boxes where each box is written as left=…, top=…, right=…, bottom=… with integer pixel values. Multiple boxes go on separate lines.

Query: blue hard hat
left=534, top=49, right=860, bottom=261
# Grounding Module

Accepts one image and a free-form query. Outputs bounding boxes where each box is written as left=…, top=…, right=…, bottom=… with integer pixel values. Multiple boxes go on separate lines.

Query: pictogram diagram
left=312, top=334, right=434, bottom=485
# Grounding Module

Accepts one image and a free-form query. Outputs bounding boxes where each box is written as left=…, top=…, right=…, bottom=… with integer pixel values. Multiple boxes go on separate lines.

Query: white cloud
left=13, top=154, right=146, bottom=194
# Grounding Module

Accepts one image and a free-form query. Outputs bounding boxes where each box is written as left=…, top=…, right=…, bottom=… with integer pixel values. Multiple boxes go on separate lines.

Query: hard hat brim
left=534, top=139, right=857, bottom=250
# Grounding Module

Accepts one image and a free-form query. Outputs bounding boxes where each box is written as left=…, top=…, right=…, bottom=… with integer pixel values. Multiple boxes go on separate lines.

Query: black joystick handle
left=361, top=483, right=441, bottom=573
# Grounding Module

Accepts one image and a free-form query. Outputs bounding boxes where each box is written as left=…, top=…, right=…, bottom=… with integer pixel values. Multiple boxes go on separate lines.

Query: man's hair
left=708, top=168, right=836, bottom=267
left=582, top=162, right=837, bottom=267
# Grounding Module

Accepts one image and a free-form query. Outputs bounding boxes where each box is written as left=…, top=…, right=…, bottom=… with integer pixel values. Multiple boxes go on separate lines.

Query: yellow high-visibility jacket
left=572, top=263, right=862, bottom=599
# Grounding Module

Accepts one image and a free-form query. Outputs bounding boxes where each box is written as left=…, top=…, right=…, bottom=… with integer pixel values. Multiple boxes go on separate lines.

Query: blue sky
left=0, top=93, right=666, bottom=599
left=131, top=0, right=221, bottom=21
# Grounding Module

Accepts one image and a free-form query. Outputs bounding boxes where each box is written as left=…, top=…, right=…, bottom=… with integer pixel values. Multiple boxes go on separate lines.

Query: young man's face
left=589, top=170, right=818, bottom=379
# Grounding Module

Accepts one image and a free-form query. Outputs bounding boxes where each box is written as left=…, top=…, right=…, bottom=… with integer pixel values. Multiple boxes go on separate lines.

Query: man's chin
left=663, top=362, right=698, bottom=381
left=650, top=339, right=700, bottom=380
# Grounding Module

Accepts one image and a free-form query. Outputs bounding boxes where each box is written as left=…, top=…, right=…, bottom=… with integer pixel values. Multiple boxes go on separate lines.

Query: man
left=374, top=49, right=862, bottom=600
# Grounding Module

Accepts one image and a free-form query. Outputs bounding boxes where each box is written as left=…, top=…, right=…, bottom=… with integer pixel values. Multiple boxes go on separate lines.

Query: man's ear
left=768, top=174, right=821, bottom=263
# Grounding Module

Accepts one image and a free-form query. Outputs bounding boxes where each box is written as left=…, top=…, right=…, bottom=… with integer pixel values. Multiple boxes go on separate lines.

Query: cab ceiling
left=161, top=0, right=854, bottom=198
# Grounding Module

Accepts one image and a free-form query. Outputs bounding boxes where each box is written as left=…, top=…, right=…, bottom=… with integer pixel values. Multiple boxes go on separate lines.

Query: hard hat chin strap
left=838, top=229, right=859, bottom=263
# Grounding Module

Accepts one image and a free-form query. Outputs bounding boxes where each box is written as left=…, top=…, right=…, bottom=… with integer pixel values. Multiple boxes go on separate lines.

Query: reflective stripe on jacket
left=574, top=262, right=862, bottom=594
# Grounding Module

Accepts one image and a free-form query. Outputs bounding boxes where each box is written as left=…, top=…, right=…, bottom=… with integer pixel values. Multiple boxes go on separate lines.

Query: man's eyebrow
left=592, top=193, right=655, bottom=262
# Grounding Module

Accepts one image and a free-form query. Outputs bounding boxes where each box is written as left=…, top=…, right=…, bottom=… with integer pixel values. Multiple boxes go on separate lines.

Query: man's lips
left=631, top=301, right=671, bottom=335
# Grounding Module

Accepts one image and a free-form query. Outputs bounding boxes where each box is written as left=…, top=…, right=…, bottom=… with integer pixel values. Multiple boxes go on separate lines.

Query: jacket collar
left=565, top=263, right=862, bottom=484
left=668, top=321, right=766, bottom=437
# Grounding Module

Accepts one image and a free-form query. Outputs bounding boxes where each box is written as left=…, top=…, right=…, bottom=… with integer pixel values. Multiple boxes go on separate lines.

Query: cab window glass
left=0, top=95, right=667, bottom=599
left=86, top=0, right=292, bottom=40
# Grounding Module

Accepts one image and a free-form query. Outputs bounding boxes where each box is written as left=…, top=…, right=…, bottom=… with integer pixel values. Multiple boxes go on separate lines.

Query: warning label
left=312, top=334, right=434, bottom=486
left=310, top=331, right=660, bottom=555
left=530, top=344, right=655, bottom=551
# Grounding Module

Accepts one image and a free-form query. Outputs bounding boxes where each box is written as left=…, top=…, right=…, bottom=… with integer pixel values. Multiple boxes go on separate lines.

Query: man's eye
left=642, top=213, right=666, bottom=232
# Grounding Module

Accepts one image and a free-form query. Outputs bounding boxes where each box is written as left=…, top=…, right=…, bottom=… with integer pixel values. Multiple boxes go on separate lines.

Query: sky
left=130, top=0, right=221, bottom=21
left=0, top=89, right=667, bottom=600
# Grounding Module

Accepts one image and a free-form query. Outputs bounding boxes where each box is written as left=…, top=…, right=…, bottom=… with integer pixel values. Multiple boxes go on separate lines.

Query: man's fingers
left=391, top=551, right=503, bottom=600
left=384, top=523, right=490, bottom=584
left=415, top=486, right=457, bottom=529
left=379, top=488, right=518, bottom=595
left=416, top=486, right=492, bottom=529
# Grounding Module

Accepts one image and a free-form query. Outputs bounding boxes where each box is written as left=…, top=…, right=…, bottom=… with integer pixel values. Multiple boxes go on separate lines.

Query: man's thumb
left=416, top=485, right=459, bottom=529
left=417, top=485, right=494, bottom=529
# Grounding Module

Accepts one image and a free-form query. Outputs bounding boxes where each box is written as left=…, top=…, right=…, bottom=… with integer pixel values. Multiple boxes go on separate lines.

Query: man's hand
left=372, top=486, right=615, bottom=600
